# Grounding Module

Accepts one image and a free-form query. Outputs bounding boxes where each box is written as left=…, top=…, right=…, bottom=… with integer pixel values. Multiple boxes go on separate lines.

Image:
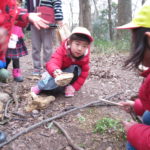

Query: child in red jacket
left=31, top=26, right=93, bottom=97
left=5, top=0, right=28, bottom=82
left=0, top=0, right=49, bottom=82
left=117, top=1, right=150, bottom=150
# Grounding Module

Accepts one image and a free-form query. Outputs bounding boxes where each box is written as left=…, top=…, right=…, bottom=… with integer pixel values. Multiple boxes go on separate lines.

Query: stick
left=4, top=99, right=13, bottom=118
left=98, top=98, right=122, bottom=106
left=12, top=83, right=19, bottom=112
left=0, top=93, right=121, bottom=148
left=53, top=121, right=84, bottom=150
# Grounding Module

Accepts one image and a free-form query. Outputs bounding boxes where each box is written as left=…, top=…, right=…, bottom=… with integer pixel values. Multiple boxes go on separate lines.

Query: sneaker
left=0, top=131, right=6, bottom=143
left=12, top=68, right=23, bottom=82
left=32, top=69, right=41, bottom=76
left=31, top=85, right=41, bottom=95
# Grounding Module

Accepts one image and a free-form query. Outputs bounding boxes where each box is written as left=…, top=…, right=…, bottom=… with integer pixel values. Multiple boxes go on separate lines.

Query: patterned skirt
left=6, top=38, right=28, bottom=59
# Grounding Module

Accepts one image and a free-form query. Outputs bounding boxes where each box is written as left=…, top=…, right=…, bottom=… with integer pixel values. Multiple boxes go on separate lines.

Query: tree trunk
left=79, top=0, right=92, bottom=32
left=142, top=0, right=146, bottom=4
left=108, top=0, right=113, bottom=40
left=117, top=0, right=132, bottom=39
left=69, top=1, right=73, bottom=29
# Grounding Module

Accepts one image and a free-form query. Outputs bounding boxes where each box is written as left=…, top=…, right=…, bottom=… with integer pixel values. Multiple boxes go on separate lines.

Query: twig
left=0, top=93, right=121, bottom=148
left=98, top=98, right=122, bottom=106
left=4, top=99, right=13, bottom=118
left=12, top=83, right=19, bottom=112
left=12, top=112, right=27, bottom=118
left=129, top=109, right=142, bottom=123
left=53, top=121, right=84, bottom=150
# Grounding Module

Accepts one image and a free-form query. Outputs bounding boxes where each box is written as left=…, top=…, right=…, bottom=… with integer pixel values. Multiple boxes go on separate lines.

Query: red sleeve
left=127, top=124, right=150, bottom=150
left=133, top=98, right=145, bottom=116
left=139, top=74, right=150, bottom=111
left=0, top=14, right=5, bottom=25
left=46, top=46, right=64, bottom=76
left=72, top=60, right=89, bottom=91
left=15, top=8, right=29, bottom=27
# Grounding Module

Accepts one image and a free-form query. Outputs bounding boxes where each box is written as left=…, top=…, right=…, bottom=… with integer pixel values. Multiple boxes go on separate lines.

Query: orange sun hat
left=116, top=0, right=150, bottom=29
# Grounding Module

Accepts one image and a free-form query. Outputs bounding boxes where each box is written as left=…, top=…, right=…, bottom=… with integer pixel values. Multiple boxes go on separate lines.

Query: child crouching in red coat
left=31, top=26, right=93, bottom=97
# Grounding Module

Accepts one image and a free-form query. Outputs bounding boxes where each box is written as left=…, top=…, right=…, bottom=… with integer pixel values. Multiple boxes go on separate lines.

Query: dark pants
left=5, top=58, right=20, bottom=69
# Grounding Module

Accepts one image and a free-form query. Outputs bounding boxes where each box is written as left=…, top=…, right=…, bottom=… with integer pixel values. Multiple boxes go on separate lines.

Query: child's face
left=70, top=40, right=89, bottom=57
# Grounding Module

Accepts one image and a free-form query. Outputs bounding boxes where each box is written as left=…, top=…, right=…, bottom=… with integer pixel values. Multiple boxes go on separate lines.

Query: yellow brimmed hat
left=116, top=0, right=150, bottom=29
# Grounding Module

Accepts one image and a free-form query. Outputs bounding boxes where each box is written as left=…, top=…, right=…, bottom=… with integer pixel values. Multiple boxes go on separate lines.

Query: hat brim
left=72, top=32, right=94, bottom=42
left=115, top=22, right=141, bottom=29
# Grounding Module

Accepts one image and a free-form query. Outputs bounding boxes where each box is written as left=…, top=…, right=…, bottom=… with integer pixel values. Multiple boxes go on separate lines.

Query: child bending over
left=117, top=1, right=150, bottom=150
left=31, top=26, right=93, bottom=97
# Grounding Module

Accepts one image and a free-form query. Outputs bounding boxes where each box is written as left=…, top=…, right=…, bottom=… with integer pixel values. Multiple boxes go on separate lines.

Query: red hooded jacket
left=127, top=68, right=150, bottom=150
left=0, top=0, right=29, bottom=61
left=46, top=40, right=90, bottom=91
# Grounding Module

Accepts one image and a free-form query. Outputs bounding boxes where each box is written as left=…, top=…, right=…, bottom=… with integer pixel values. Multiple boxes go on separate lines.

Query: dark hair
left=124, top=27, right=150, bottom=69
left=69, top=33, right=91, bottom=44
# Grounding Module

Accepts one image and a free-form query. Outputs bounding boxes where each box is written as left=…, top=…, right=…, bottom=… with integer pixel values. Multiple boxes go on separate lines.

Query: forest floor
left=0, top=39, right=143, bottom=150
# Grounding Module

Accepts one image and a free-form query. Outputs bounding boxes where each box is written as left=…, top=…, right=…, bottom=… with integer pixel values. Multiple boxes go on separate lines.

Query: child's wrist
left=53, top=69, right=62, bottom=77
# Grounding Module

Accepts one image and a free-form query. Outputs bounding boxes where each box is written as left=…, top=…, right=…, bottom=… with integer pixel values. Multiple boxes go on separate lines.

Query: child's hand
left=122, top=120, right=137, bottom=133
left=0, top=27, right=8, bottom=50
left=53, top=69, right=62, bottom=77
left=118, top=100, right=135, bottom=113
left=65, top=85, right=75, bottom=97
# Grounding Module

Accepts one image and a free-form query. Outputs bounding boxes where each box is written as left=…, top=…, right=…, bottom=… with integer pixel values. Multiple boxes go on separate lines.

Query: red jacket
left=0, top=0, right=29, bottom=61
left=127, top=68, right=150, bottom=150
left=46, top=40, right=90, bottom=91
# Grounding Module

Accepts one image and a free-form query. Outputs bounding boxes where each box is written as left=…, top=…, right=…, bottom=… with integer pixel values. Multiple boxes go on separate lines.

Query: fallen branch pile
left=0, top=93, right=121, bottom=148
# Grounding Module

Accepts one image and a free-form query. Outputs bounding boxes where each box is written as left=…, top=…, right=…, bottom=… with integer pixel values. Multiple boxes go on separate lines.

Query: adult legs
left=41, top=28, right=55, bottom=68
left=31, top=25, right=42, bottom=71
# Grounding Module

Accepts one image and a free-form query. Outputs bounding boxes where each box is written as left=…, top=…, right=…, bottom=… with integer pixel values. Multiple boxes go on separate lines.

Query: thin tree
left=142, top=0, right=146, bottom=4
left=117, top=0, right=132, bottom=39
left=108, top=0, right=113, bottom=40
left=79, top=0, right=92, bottom=32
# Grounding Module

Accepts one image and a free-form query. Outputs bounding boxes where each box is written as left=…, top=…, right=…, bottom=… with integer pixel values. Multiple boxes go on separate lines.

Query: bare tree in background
left=92, top=0, right=99, bottom=17
left=79, top=0, right=92, bottom=32
left=117, top=0, right=132, bottom=39
left=142, top=0, right=146, bottom=4
left=69, top=1, right=73, bottom=29
left=108, top=0, right=113, bottom=40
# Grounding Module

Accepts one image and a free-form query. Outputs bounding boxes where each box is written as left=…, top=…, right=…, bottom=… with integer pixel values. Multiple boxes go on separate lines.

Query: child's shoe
left=0, top=131, right=7, bottom=143
left=65, top=85, right=75, bottom=97
left=31, top=85, right=41, bottom=95
left=32, top=69, right=41, bottom=76
left=12, top=68, right=23, bottom=82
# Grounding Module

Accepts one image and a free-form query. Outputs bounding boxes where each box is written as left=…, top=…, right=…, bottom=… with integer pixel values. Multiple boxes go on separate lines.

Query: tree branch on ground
left=0, top=93, right=122, bottom=148
left=53, top=121, right=84, bottom=150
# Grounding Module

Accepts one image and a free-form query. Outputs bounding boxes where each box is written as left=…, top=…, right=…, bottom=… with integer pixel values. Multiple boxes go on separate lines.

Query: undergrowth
left=93, top=39, right=130, bottom=54
left=94, top=117, right=126, bottom=141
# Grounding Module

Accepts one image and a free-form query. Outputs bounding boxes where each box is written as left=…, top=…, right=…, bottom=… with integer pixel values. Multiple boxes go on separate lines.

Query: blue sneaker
left=0, top=131, right=6, bottom=143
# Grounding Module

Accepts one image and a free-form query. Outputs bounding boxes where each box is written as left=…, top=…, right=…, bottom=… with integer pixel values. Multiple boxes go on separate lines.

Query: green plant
left=94, top=117, right=126, bottom=140
left=77, top=115, right=86, bottom=123
left=93, top=39, right=130, bottom=54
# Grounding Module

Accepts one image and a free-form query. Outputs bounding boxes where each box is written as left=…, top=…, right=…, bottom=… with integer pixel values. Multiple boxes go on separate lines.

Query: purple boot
left=12, top=69, right=23, bottom=82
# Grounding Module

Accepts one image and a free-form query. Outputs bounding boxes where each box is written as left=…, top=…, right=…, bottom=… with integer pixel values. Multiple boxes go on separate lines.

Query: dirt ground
left=0, top=39, right=143, bottom=150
